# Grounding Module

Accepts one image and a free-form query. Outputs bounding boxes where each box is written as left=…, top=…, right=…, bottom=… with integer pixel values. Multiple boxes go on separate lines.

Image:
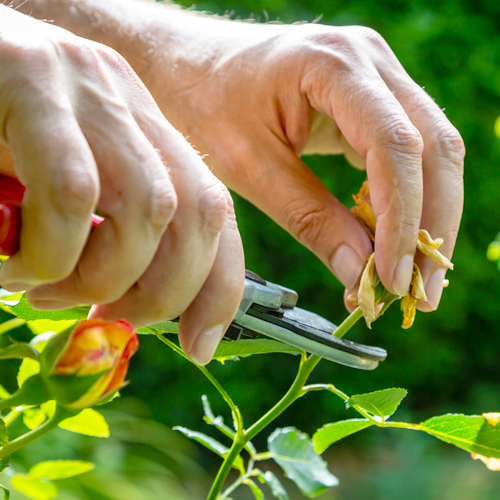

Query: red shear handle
left=0, top=174, right=104, bottom=257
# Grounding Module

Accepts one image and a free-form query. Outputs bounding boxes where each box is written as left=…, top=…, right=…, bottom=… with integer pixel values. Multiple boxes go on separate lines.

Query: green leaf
left=28, top=460, right=94, bottom=480
left=0, top=419, right=7, bottom=447
left=347, top=388, right=407, bottom=421
left=313, top=419, right=374, bottom=454
left=0, top=343, right=39, bottom=361
left=45, top=370, right=109, bottom=407
left=0, top=385, right=9, bottom=399
left=23, top=408, right=47, bottom=430
left=27, top=320, right=77, bottom=336
left=10, top=476, right=58, bottom=500
left=0, top=485, right=9, bottom=500
left=201, top=395, right=236, bottom=435
left=255, top=470, right=289, bottom=500
left=11, top=295, right=89, bottom=321
left=58, top=408, right=109, bottom=437
left=139, top=321, right=179, bottom=334
left=268, top=427, right=338, bottom=497
left=174, top=426, right=244, bottom=472
left=0, top=418, right=9, bottom=473
left=213, top=339, right=303, bottom=364
left=419, top=414, right=500, bottom=459
left=17, top=359, right=40, bottom=388
left=0, top=288, right=22, bottom=300
left=201, top=395, right=258, bottom=456
left=243, top=479, right=265, bottom=500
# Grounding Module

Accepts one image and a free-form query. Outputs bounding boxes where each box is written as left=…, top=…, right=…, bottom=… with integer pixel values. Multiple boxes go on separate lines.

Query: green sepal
left=38, top=327, right=74, bottom=377
left=0, top=343, right=39, bottom=361
left=0, top=375, right=50, bottom=411
left=0, top=484, right=9, bottom=500
left=45, top=370, right=110, bottom=407
left=0, top=419, right=9, bottom=473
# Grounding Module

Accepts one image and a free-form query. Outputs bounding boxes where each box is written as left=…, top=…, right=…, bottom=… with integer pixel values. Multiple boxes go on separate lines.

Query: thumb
left=229, top=138, right=372, bottom=291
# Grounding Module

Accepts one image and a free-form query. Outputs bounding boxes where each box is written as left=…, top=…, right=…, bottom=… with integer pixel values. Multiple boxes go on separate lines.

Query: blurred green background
left=3, top=0, right=500, bottom=498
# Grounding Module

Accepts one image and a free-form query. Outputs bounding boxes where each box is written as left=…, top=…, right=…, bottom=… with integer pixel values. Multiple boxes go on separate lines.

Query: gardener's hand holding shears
left=0, top=1, right=465, bottom=364
left=0, top=5, right=245, bottom=365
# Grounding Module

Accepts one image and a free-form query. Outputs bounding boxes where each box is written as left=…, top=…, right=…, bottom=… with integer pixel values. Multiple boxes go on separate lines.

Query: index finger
left=374, top=58, right=464, bottom=310
left=304, top=67, right=424, bottom=296
left=0, top=92, right=99, bottom=290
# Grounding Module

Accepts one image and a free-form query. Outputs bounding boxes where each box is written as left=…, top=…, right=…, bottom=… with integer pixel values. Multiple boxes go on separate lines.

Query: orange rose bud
left=42, top=320, right=138, bottom=409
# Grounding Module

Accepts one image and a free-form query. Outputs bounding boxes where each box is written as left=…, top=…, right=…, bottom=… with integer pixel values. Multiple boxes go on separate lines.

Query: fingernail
left=190, top=324, right=225, bottom=366
left=426, top=268, right=446, bottom=310
left=393, top=254, right=414, bottom=296
left=330, top=245, right=365, bottom=291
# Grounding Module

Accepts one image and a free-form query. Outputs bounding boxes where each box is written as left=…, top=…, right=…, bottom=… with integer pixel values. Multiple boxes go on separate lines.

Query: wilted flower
left=417, top=229, right=453, bottom=270
left=351, top=181, right=376, bottom=242
left=358, top=253, right=378, bottom=328
left=351, top=181, right=453, bottom=329
left=401, top=264, right=427, bottom=329
left=41, top=319, right=139, bottom=409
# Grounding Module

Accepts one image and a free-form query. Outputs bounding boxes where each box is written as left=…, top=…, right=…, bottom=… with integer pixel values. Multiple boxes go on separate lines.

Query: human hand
left=0, top=6, right=245, bottom=365
left=144, top=18, right=464, bottom=313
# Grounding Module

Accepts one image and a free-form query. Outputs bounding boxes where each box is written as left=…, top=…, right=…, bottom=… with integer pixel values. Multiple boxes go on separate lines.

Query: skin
left=0, top=5, right=245, bottom=365
left=1, top=0, right=465, bottom=360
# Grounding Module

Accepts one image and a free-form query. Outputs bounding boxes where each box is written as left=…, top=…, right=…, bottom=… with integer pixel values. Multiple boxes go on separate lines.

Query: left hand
left=147, top=20, right=464, bottom=312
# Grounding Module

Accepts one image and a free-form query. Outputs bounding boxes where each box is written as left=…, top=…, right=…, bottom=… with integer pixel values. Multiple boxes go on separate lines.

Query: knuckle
left=197, top=181, right=229, bottom=237
left=432, top=123, right=466, bottom=169
left=52, top=168, right=99, bottom=218
left=378, top=119, right=424, bottom=157
left=147, top=178, right=178, bottom=229
left=356, top=26, right=391, bottom=51
left=7, top=42, right=57, bottom=72
left=285, top=200, right=330, bottom=248
left=300, top=30, right=357, bottom=70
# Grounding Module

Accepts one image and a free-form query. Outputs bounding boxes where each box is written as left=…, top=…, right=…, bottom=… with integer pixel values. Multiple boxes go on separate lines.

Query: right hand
left=0, top=6, right=245, bottom=365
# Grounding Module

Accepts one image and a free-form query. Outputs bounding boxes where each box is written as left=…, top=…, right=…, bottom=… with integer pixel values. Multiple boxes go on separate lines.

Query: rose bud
left=39, top=319, right=139, bottom=409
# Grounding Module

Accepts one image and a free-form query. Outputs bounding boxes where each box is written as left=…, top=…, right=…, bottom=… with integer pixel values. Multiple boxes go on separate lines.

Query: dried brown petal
left=411, top=263, right=427, bottom=301
left=351, top=181, right=376, bottom=241
left=417, top=229, right=454, bottom=270
left=401, top=293, right=417, bottom=329
left=358, top=253, right=377, bottom=329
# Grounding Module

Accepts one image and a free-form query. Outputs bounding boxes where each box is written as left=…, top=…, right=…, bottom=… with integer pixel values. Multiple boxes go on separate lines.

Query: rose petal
left=417, top=229, right=453, bottom=270
left=358, top=253, right=377, bottom=328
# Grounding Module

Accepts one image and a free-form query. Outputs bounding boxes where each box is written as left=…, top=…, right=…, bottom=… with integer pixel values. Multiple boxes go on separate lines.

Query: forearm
left=10, top=0, right=277, bottom=102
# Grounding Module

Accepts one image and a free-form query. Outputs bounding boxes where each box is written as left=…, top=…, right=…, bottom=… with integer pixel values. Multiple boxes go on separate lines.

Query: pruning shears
left=0, top=174, right=387, bottom=370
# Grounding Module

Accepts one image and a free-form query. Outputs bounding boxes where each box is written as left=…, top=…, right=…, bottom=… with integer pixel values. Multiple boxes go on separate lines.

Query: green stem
left=203, top=304, right=367, bottom=498
left=245, top=353, right=320, bottom=442
left=0, top=393, right=25, bottom=412
left=303, top=383, right=380, bottom=424
left=154, top=333, right=243, bottom=431
left=333, top=307, right=364, bottom=339
left=206, top=307, right=367, bottom=500
left=0, top=406, right=71, bottom=459
left=198, top=365, right=243, bottom=431
left=3, top=407, right=24, bottom=427
left=0, top=318, right=25, bottom=336
left=207, top=434, right=246, bottom=500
